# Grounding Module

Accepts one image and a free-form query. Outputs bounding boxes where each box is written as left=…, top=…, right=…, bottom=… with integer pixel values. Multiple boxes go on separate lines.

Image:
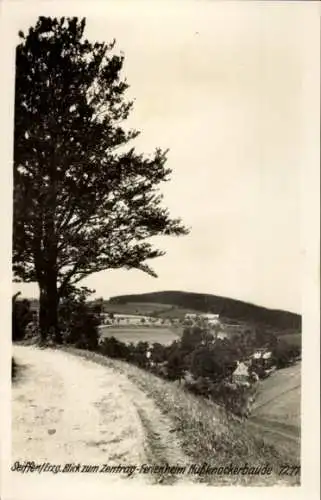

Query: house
left=184, top=313, right=220, bottom=326
left=251, top=348, right=267, bottom=359
left=250, top=349, right=273, bottom=368
left=232, top=361, right=250, bottom=386
left=202, top=313, right=220, bottom=320
left=184, top=313, right=198, bottom=321
left=216, top=331, right=228, bottom=340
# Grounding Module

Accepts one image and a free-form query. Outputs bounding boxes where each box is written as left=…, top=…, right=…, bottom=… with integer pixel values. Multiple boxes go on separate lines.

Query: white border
left=0, top=2, right=319, bottom=499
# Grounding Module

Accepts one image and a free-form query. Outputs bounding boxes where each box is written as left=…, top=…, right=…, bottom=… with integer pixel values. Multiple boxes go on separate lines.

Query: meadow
left=98, top=325, right=181, bottom=345
left=251, top=362, right=301, bottom=430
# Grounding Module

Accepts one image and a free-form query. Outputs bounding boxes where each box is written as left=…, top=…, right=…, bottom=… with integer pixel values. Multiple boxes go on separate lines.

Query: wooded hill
left=110, top=291, right=301, bottom=332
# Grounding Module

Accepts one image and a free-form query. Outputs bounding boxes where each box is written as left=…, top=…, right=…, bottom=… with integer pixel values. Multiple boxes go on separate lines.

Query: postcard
left=1, top=1, right=319, bottom=499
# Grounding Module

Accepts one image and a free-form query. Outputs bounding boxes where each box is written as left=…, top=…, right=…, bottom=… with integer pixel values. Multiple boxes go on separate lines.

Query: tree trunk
left=39, top=272, right=61, bottom=344
left=38, top=174, right=61, bottom=344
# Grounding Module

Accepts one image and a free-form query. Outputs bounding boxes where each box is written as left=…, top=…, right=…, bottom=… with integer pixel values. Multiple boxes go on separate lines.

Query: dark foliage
left=12, top=293, right=33, bottom=341
left=99, top=336, right=131, bottom=360
left=93, top=322, right=300, bottom=417
left=271, top=340, right=301, bottom=369
left=165, top=341, right=185, bottom=380
left=150, top=342, right=167, bottom=363
left=190, top=344, right=237, bottom=382
left=59, top=285, right=102, bottom=350
left=110, top=291, right=301, bottom=331
left=180, top=326, right=213, bottom=352
left=12, top=358, right=18, bottom=380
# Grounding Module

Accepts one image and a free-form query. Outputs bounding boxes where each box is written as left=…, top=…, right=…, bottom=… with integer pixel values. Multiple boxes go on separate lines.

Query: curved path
left=12, top=345, right=194, bottom=486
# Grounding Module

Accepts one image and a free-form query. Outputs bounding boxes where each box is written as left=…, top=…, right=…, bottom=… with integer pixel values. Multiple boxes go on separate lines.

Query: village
left=19, top=298, right=299, bottom=411
left=98, top=310, right=289, bottom=392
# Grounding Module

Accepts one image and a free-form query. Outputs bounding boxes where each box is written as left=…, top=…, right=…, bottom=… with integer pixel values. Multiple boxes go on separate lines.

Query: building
left=232, top=361, right=250, bottom=386
left=184, top=313, right=198, bottom=320
left=202, top=313, right=220, bottom=320
left=184, top=313, right=220, bottom=324
left=216, top=331, right=229, bottom=340
left=250, top=349, right=273, bottom=368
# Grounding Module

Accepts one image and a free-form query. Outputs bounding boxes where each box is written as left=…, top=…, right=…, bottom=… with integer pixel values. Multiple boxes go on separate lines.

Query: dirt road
left=12, top=345, right=194, bottom=485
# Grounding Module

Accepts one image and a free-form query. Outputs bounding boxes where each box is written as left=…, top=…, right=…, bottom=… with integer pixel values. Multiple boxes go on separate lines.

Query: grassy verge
left=58, top=346, right=300, bottom=486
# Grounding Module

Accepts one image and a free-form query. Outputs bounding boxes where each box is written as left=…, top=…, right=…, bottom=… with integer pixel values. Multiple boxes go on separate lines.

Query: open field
left=99, top=326, right=181, bottom=345
left=248, top=362, right=301, bottom=460
left=251, top=362, right=301, bottom=426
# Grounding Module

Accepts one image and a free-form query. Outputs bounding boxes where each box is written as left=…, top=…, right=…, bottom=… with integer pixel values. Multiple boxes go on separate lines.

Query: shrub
left=185, top=376, right=213, bottom=397
left=99, top=336, right=131, bottom=360
left=12, top=294, right=33, bottom=341
left=271, top=340, right=300, bottom=368
left=181, top=325, right=214, bottom=353
left=131, top=341, right=149, bottom=368
left=165, top=340, right=185, bottom=380
left=209, top=381, right=254, bottom=417
left=59, top=286, right=102, bottom=350
left=12, top=357, right=17, bottom=380
left=150, top=342, right=167, bottom=364
left=190, top=339, right=238, bottom=382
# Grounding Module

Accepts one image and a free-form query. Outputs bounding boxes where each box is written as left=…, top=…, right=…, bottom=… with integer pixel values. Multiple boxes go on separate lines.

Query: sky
left=9, top=1, right=313, bottom=313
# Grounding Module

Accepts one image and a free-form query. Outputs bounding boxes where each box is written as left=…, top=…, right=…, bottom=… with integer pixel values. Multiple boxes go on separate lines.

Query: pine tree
left=13, top=17, right=188, bottom=343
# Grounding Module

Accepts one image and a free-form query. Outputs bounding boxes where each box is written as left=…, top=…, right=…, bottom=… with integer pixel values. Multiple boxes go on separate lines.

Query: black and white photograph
left=1, top=1, right=319, bottom=499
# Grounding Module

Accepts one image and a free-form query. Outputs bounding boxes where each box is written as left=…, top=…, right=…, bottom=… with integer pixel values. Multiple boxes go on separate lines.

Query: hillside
left=251, top=362, right=301, bottom=429
left=110, top=291, right=301, bottom=332
left=12, top=345, right=300, bottom=486
left=247, top=363, right=301, bottom=460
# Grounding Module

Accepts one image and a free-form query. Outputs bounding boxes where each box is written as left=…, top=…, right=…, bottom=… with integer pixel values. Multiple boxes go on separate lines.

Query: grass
left=251, top=363, right=301, bottom=429
left=102, top=302, right=175, bottom=316
left=99, top=326, right=181, bottom=346
left=60, top=346, right=300, bottom=486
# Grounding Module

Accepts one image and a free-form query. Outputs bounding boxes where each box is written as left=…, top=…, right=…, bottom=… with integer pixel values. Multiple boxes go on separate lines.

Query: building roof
left=252, top=349, right=272, bottom=359
left=233, top=361, right=249, bottom=376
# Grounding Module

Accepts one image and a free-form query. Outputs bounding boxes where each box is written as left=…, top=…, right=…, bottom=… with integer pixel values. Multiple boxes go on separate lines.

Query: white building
left=184, top=313, right=220, bottom=322
left=251, top=349, right=272, bottom=360
left=232, top=361, right=250, bottom=386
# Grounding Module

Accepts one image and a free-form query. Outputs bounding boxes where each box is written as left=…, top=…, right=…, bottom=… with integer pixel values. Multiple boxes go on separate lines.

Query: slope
left=12, top=345, right=300, bottom=485
left=109, top=291, right=301, bottom=331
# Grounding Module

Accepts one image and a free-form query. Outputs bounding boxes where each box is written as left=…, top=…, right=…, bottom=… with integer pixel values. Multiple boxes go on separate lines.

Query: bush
left=150, top=342, right=167, bottom=363
left=12, top=293, right=33, bottom=341
left=165, top=341, right=185, bottom=380
left=99, top=336, right=131, bottom=360
left=59, top=286, right=102, bottom=350
left=131, top=341, right=149, bottom=368
left=12, top=357, right=17, bottom=380
left=189, top=339, right=238, bottom=382
left=271, top=340, right=300, bottom=368
left=181, top=325, right=214, bottom=353
left=209, top=381, right=254, bottom=417
left=185, top=376, right=213, bottom=397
